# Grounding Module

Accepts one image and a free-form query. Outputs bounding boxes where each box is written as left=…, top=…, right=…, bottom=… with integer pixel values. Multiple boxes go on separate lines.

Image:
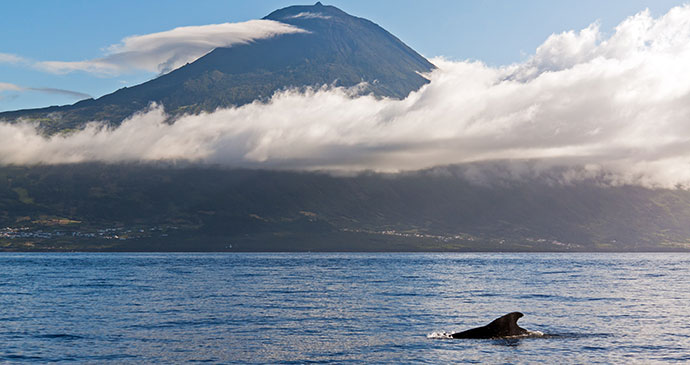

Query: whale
left=451, top=312, right=529, bottom=339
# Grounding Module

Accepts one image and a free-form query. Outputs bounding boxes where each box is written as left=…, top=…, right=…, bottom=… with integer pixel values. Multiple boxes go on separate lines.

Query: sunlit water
left=1, top=252, right=689, bottom=363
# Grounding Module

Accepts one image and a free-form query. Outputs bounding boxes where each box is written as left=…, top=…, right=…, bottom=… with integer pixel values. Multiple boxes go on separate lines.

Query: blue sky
left=0, top=0, right=684, bottom=112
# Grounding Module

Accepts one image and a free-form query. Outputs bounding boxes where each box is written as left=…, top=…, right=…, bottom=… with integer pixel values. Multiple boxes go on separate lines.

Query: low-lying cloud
left=3, top=6, right=690, bottom=188
left=35, top=20, right=306, bottom=75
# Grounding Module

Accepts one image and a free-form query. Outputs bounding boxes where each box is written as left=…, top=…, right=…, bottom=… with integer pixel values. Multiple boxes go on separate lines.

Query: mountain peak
left=1, top=3, right=435, bottom=133
left=263, top=2, right=349, bottom=22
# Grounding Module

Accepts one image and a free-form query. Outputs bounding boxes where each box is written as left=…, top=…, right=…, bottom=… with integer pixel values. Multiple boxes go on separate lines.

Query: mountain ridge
left=0, top=2, right=435, bottom=133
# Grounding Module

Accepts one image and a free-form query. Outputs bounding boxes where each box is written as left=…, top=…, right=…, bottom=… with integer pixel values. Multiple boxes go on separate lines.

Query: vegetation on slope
left=1, top=164, right=689, bottom=252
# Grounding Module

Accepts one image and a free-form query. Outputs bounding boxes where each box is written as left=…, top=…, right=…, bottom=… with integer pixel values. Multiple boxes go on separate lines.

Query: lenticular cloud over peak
left=35, top=19, right=307, bottom=75
left=4, top=5, right=690, bottom=188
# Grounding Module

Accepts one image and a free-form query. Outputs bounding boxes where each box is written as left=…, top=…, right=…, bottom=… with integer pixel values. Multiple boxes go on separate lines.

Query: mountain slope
left=0, top=2, right=435, bottom=133
left=2, top=164, right=690, bottom=252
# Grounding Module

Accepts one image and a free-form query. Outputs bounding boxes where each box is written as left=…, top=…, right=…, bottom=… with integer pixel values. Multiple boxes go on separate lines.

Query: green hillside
left=2, top=164, right=689, bottom=252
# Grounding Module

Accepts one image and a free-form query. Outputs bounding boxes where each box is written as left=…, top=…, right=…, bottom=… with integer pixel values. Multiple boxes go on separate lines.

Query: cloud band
left=34, top=19, right=307, bottom=75
left=2, top=6, right=690, bottom=189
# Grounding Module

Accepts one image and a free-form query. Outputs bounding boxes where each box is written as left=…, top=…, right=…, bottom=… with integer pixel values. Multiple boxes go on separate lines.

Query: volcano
left=0, top=2, right=435, bottom=133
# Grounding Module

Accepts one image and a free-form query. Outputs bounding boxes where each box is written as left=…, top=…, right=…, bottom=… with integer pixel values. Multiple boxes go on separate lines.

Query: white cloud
left=3, top=6, right=690, bottom=188
left=0, top=82, right=23, bottom=91
left=0, top=53, right=26, bottom=64
left=35, top=19, right=306, bottom=75
left=286, top=12, right=332, bottom=20
left=0, top=82, right=90, bottom=99
left=28, top=87, right=91, bottom=99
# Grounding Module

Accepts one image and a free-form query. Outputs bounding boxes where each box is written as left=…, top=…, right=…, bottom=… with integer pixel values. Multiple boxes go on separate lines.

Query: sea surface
left=1, top=252, right=689, bottom=363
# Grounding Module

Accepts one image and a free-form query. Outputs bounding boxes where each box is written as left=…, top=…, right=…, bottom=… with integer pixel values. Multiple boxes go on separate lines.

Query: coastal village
left=1, top=225, right=176, bottom=241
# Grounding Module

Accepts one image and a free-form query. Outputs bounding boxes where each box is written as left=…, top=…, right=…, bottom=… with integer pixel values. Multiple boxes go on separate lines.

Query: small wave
left=538, top=331, right=611, bottom=339
left=35, top=333, right=84, bottom=340
left=2, top=354, right=44, bottom=361
left=492, top=330, right=545, bottom=339
left=427, top=330, right=546, bottom=340
left=427, top=331, right=454, bottom=339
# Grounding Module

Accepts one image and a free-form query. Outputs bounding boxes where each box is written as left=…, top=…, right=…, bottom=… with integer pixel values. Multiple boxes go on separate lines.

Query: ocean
left=1, top=252, right=689, bottom=363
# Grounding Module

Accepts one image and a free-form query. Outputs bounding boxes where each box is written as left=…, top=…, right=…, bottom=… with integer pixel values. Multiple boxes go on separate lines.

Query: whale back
left=451, top=312, right=527, bottom=339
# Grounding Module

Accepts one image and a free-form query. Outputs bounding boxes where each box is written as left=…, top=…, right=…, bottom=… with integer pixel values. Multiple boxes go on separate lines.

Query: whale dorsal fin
left=486, top=312, right=526, bottom=337
left=451, top=312, right=527, bottom=339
